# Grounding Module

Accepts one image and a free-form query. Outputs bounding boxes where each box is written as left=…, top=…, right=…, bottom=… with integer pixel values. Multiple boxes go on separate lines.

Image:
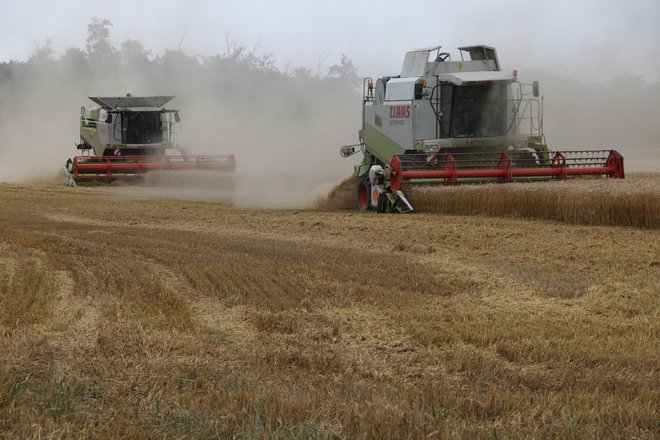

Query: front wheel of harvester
left=357, top=175, right=371, bottom=211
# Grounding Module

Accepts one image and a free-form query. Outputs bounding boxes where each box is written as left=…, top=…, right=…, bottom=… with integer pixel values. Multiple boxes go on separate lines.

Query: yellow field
left=0, top=179, right=659, bottom=438
left=410, top=173, right=659, bottom=229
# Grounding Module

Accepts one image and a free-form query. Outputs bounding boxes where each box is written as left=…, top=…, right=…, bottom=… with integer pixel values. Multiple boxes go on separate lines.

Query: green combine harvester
left=64, top=95, right=235, bottom=186
left=340, top=45, right=624, bottom=212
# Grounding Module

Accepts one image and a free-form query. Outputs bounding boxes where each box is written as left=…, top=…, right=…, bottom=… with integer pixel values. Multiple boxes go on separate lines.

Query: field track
left=0, top=180, right=659, bottom=438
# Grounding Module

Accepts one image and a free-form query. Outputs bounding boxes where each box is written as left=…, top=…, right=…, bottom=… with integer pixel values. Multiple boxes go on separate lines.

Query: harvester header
left=64, top=95, right=235, bottom=186
left=341, top=45, right=624, bottom=212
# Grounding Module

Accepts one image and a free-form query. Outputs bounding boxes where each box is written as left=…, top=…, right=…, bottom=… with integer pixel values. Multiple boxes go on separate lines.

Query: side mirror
left=174, top=112, right=181, bottom=123
left=340, top=145, right=359, bottom=158
left=532, top=81, right=540, bottom=97
left=106, top=113, right=113, bottom=123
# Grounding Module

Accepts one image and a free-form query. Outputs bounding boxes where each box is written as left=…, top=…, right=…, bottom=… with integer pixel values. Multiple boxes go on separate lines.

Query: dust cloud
left=525, top=71, right=660, bottom=171
left=0, top=30, right=658, bottom=210
left=0, top=45, right=361, bottom=208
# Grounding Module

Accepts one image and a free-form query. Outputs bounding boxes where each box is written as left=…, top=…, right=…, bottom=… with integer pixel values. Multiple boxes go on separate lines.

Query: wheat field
left=409, top=173, right=660, bottom=229
left=0, top=178, right=659, bottom=439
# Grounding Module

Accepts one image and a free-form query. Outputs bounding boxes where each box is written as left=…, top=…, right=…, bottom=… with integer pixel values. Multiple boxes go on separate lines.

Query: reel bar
left=71, top=154, right=236, bottom=180
left=389, top=150, right=624, bottom=192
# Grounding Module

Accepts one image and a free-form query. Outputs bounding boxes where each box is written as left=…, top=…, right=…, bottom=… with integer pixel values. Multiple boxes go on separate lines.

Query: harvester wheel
left=357, top=175, right=371, bottom=211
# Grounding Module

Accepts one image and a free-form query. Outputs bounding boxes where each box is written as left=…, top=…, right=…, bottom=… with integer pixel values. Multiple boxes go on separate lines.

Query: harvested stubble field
left=0, top=175, right=659, bottom=439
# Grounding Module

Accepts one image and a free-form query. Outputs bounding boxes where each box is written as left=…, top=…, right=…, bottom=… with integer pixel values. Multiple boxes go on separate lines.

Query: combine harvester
left=64, top=95, right=235, bottom=186
left=340, top=45, right=624, bottom=212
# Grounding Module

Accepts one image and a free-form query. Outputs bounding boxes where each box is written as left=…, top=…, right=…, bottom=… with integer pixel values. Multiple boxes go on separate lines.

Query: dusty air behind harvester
left=64, top=95, right=235, bottom=186
left=340, top=45, right=624, bottom=212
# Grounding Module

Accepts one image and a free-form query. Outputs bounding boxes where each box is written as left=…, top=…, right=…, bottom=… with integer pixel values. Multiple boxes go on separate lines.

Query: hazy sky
left=1, top=0, right=659, bottom=81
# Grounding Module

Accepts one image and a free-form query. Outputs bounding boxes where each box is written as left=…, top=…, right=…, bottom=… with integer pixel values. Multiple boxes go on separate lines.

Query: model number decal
left=389, top=105, right=411, bottom=119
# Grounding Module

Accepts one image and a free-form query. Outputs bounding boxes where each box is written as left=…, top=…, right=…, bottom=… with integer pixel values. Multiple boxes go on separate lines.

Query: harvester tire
left=357, top=175, right=371, bottom=212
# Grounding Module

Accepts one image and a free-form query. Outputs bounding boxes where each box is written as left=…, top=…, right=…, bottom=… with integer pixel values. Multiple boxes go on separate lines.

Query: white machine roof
left=438, top=71, right=514, bottom=85
left=89, top=96, right=174, bottom=109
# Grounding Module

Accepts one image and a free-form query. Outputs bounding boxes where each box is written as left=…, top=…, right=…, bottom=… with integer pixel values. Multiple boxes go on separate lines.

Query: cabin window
left=449, top=84, right=507, bottom=138
left=121, top=111, right=163, bottom=144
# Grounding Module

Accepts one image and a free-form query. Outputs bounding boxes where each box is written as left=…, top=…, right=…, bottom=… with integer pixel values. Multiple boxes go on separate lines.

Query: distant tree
left=0, top=61, right=19, bottom=86
left=327, top=54, right=359, bottom=87
left=155, top=49, right=199, bottom=80
left=314, top=50, right=329, bottom=77
left=61, top=47, right=88, bottom=68
left=121, top=39, right=150, bottom=68
left=28, top=39, right=55, bottom=65
left=222, top=35, right=246, bottom=61
left=293, top=66, right=313, bottom=79
left=250, top=50, right=277, bottom=73
left=86, top=17, right=117, bottom=64
left=221, top=36, right=277, bottom=73
left=60, top=47, right=91, bottom=84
